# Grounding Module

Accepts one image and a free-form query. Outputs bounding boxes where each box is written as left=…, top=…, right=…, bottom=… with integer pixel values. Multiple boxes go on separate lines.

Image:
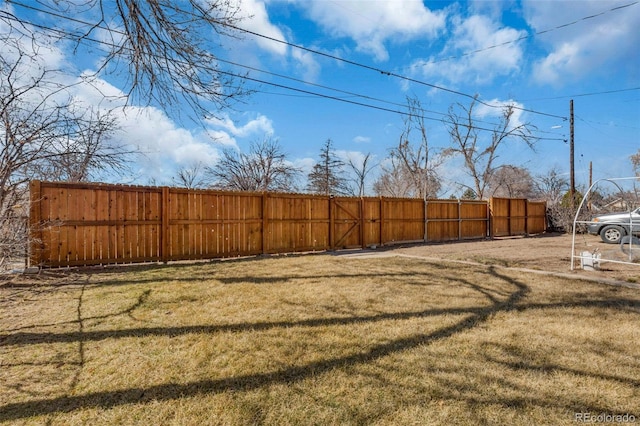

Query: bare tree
left=1, top=39, right=129, bottom=268
left=32, top=107, right=131, bottom=182
left=631, top=149, right=640, bottom=177
left=443, top=96, right=536, bottom=200
left=173, top=161, right=210, bottom=189
left=534, top=167, right=569, bottom=205
left=486, top=165, right=535, bottom=198
left=3, top=0, right=250, bottom=121
left=374, top=97, right=442, bottom=199
left=306, top=139, right=351, bottom=196
left=373, top=156, right=412, bottom=198
left=347, top=152, right=375, bottom=197
left=373, top=155, right=441, bottom=198
left=206, top=136, right=300, bottom=192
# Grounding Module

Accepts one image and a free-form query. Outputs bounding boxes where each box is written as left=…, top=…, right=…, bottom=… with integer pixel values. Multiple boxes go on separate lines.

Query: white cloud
left=474, top=98, right=527, bottom=132
left=238, top=0, right=288, bottom=56
left=292, top=157, right=315, bottom=175
left=411, top=13, right=526, bottom=85
left=524, top=0, right=640, bottom=85
left=335, top=149, right=362, bottom=164
left=115, top=107, right=220, bottom=182
left=291, top=48, right=321, bottom=82
left=353, top=136, right=371, bottom=144
left=206, top=113, right=274, bottom=138
left=292, top=0, right=446, bottom=61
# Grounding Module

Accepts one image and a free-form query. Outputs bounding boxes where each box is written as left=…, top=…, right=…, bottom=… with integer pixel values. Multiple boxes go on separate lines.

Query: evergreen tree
left=306, top=139, right=351, bottom=196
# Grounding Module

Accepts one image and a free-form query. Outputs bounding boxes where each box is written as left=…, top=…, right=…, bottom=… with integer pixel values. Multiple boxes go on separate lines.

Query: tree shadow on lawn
left=1, top=267, right=639, bottom=421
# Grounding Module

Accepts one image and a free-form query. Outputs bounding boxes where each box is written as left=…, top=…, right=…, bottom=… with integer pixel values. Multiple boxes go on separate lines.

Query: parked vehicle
left=587, top=207, right=640, bottom=243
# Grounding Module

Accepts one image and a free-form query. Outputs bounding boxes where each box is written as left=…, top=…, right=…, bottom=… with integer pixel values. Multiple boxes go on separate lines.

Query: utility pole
left=588, top=161, right=593, bottom=211
left=570, top=99, right=575, bottom=208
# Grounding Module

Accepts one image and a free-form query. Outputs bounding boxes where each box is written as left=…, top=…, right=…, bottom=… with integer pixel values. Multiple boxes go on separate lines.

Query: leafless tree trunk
left=443, top=96, right=536, bottom=200
left=630, top=149, right=640, bottom=201
left=347, top=153, right=375, bottom=197
left=206, top=136, right=300, bottom=192
left=375, top=96, right=442, bottom=199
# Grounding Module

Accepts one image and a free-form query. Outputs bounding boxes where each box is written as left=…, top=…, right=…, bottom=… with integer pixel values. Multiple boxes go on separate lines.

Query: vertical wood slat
left=28, top=180, right=43, bottom=267
left=329, top=197, right=334, bottom=250
left=161, top=186, right=169, bottom=263
left=262, top=192, right=268, bottom=254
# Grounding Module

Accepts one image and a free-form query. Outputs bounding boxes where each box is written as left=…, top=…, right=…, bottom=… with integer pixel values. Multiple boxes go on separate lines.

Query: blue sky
left=3, top=0, right=639, bottom=196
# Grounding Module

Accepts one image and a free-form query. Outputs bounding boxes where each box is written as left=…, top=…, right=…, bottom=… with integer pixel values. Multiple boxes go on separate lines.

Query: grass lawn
left=1, top=254, right=639, bottom=425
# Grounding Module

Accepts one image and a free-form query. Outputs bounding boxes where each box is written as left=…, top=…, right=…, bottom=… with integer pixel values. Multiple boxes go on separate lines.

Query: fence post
left=488, top=199, right=493, bottom=239
left=329, top=196, right=334, bottom=250
left=524, top=200, right=530, bottom=236
left=29, top=180, right=43, bottom=267
left=423, top=199, right=428, bottom=242
left=379, top=197, right=384, bottom=246
left=458, top=199, right=462, bottom=241
left=360, top=197, right=366, bottom=249
left=262, top=192, right=268, bottom=254
left=161, top=186, right=170, bottom=263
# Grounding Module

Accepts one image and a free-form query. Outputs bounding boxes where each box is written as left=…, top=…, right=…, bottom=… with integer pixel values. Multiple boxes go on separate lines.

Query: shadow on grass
left=1, top=266, right=639, bottom=421
left=2, top=299, right=637, bottom=348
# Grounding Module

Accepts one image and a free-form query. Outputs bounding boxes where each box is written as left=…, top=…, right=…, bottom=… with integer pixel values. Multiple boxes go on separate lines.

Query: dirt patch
left=384, top=232, right=640, bottom=285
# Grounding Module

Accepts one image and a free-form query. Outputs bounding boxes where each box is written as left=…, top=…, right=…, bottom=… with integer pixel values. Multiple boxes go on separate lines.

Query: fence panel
left=526, top=201, right=547, bottom=234
left=332, top=198, right=363, bottom=249
left=381, top=198, right=425, bottom=244
left=265, top=193, right=329, bottom=253
left=29, top=181, right=545, bottom=267
left=426, top=200, right=459, bottom=242
left=30, top=181, right=163, bottom=267
left=490, top=197, right=547, bottom=237
left=167, top=190, right=263, bottom=260
left=362, top=198, right=382, bottom=248
left=460, top=201, right=490, bottom=240
left=490, top=197, right=508, bottom=237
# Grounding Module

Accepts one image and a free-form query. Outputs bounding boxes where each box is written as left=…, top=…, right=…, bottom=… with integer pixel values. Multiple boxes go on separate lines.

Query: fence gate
left=331, top=198, right=363, bottom=249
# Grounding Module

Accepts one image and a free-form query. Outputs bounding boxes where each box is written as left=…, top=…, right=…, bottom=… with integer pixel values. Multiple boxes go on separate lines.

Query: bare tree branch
left=3, top=0, right=252, bottom=122
left=374, top=96, right=442, bottom=199
left=443, top=96, right=537, bottom=200
left=1, top=41, right=131, bottom=266
left=347, top=153, right=375, bottom=197
left=206, top=136, right=300, bottom=192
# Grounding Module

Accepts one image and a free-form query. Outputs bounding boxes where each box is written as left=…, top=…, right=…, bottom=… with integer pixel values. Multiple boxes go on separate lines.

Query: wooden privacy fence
left=490, top=197, right=547, bottom=237
left=29, top=181, right=546, bottom=267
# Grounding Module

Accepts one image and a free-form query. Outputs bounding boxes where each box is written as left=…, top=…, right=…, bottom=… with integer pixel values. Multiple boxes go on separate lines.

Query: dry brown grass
left=1, top=254, right=639, bottom=425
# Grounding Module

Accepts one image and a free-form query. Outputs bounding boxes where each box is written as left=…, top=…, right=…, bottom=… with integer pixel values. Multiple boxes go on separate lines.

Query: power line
left=213, top=20, right=568, bottom=120
left=6, top=0, right=567, bottom=121
left=1, top=3, right=567, bottom=141
left=575, top=114, right=640, bottom=131
left=518, top=87, right=640, bottom=102
left=406, top=1, right=639, bottom=69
